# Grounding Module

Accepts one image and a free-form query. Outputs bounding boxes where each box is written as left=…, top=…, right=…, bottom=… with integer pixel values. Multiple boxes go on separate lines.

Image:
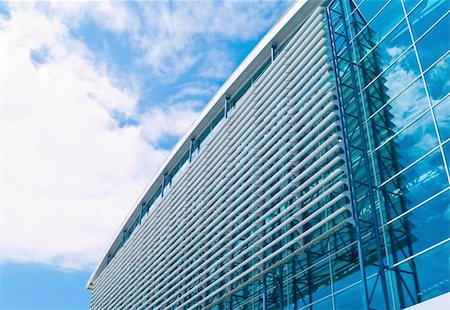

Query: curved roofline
left=87, top=0, right=316, bottom=289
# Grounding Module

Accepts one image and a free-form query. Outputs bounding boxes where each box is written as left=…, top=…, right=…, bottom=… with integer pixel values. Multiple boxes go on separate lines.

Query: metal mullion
left=401, top=0, right=450, bottom=183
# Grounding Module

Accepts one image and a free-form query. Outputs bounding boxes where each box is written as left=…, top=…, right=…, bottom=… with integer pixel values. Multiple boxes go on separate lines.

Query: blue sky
left=0, top=1, right=290, bottom=308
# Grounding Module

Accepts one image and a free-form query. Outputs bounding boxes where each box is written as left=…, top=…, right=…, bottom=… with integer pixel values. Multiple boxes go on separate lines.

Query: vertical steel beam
left=325, top=0, right=390, bottom=309
left=224, top=96, right=230, bottom=119
left=140, top=202, right=145, bottom=222
left=262, top=275, right=267, bottom=310
left=271, top=44, right=277, bottom=62
left=189, top=138, right=195, bottom=163
left=161, top=173, right=167, bottom=198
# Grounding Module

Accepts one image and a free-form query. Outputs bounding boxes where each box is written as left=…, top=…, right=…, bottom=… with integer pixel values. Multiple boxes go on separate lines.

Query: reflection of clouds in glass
left=425, top=54, right=450, bottom=102
left=376, top=57, right=438, bottom=169
left=395, top=112, right=438, bottom=167
left=386, top=46, right=405, bottom=59
left=388, top=77, right=428, bottom=129
left=434, top=97, right=450, bottom=141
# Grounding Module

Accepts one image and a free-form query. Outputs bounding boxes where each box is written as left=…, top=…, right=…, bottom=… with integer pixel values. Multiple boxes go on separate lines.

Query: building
left=87, top=0, right=449, bottom=309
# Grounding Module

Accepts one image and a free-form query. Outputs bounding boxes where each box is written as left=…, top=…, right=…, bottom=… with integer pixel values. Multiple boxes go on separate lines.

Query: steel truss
left=326, top=0, right=390, bottom=309
left=346, top=3, right=422, bottom=308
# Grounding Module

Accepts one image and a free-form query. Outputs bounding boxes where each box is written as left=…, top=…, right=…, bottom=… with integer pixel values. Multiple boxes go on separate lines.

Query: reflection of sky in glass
left=375, top=111, right=438, bottom=179
left=366, top=20, right=411, bottom=69
left=352, top=0, right=450, bottom=195
left=403, top=0, right=421, bottom=13
left=386, top=77, right=429, bottom=129
left=381, top=148, right=447, bottom=209
left=387, top=190, right=449, bottom=261
left=363, top=0, right=403, bottom=43
left=334, top=1, right=449, bottom=307
left=425, top=54, right=450, bottom=104
left=409, top=0, right=449, bottom=39
left=443, top=141, right=450, bottom=168
left=394, top=242, right=449, bottom=308
left=416, top=14, right=450, bottom=71
left=352, top=0, right=449, bottom=210
left=433, top=96, right=450, bottom=141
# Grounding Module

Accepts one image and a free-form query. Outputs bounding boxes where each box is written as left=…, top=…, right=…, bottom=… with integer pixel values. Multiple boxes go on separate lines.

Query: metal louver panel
left=91, top=6, right=352, bottom=310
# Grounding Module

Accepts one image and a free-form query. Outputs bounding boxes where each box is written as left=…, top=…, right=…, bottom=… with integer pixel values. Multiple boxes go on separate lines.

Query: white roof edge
left=87, top=0, right=313, bottom=289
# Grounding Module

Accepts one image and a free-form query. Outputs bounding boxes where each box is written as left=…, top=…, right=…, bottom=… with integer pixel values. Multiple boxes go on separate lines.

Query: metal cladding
left=90, top=6, right=353, bottom=309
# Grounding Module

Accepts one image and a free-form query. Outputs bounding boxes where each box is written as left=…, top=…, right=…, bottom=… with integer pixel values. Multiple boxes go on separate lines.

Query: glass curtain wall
left=327, top=0, right=449, bottom=309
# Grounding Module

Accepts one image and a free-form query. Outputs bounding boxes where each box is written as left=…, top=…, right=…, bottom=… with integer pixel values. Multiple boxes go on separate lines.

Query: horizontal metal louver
left=91, top=6, right=352, bottom=310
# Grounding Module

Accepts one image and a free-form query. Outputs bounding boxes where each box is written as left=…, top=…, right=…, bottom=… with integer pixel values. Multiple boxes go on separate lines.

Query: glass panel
left=358, top=0, right=404, bottom=46
left=409, top=0, right=449, bottom=39
left=386, top=190, right=450, bottom=263
left=332, top=244, right=362, bottom=292
left=355, top=0, right=389, bottom=24
left=415, top=14, right=450, bottom=71
left=359, top=20, right=412, bottom=69
left=444, top=141, right=450, bottom=172
left=368, top=76, right=429, bottom=134
left=425, top=54, right=450, bottom=104
left=367, top=273, right=390, bottom=310
left=378, top=47, right=421, bottom=99
left=380, top=148, right=448, bottom=221
left=403, top=0, right=422, bottom=13
left=334, top=282, right=365, bottom=310
left=311, top=297, right=332, bottom=310
left=433, top=96, right=450, bottom=141
left=391, top=241, right=450, bottom=308
left=373, top=111, right=438, bottom=183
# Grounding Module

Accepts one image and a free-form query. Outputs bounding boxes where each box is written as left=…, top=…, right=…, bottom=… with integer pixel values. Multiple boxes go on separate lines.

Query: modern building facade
left=87, top=0, right=450, bottom=309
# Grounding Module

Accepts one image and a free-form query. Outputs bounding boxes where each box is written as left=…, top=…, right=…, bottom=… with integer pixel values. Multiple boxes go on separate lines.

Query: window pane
left=403, top=0, right=422, bottom=13
left=444, top=141, right=450, bottom=171
left=381, top=47, right=421, bottom=99
left=433, top=96, right=450, bottom=141
left=425, top=54, right=450, bottom=104
left=311, top=297, right=332, bottom=310
left=386, top=190, right=450, bottom=263
left=416, top=14, right=450, bottom=71
left=368, top=76, right=429, bottom=132
left=409, top=0, right=449, bottom=39
left=373, top=111, right=438, bottom=174
left=391, top=241, right=450, bottom=308
left=334, top=282, right=364, bottom=310
left=380, top=148, right=448, bottom=221
left=354, top=0, right=388, bottom=23
left=362, top=0, right=404, bottom=45
left=360, top=20, right=412, bottom=70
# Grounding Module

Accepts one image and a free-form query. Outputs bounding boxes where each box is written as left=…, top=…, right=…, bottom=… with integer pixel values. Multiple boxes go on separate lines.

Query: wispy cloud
left=0, top=3, right=189, bottom=270
left=135, top=1, right=288, bottom=78
left=0, top=1, right=288, bottom=271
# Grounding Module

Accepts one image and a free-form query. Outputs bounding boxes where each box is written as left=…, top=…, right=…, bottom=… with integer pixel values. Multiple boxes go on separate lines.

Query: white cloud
left=139, top=103, right=200, bottom=145
left=198, top=48, right=236, bottom=80
left=0, top=0, right=287, bottom=271
left=136, top=1, right=288, bottom=77
left=0, top=4, right=194, bottom=271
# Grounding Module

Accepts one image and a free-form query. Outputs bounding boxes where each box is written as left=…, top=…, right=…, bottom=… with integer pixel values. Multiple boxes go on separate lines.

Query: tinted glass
left=433, top=96, right=450, bottom=141
left=373, top=110, right=437, bottom=168
left=360, top=20, right=412, bottom=69
left=386, top=191, right=450, bottom=262
left=381, top=48, right=421, bottom=99
left=403, top=0, right=422, bottom=13
left=380, top=148, right=448, bottom=221
left=409, top=0, right=449, bottom=39
left=334, top=282, right=364, bottom=310
left=391, top=242, right=450, bottom=308
left=415, top=14, right=450, bottom=71
left=425, top=54, right=450, bottom=104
